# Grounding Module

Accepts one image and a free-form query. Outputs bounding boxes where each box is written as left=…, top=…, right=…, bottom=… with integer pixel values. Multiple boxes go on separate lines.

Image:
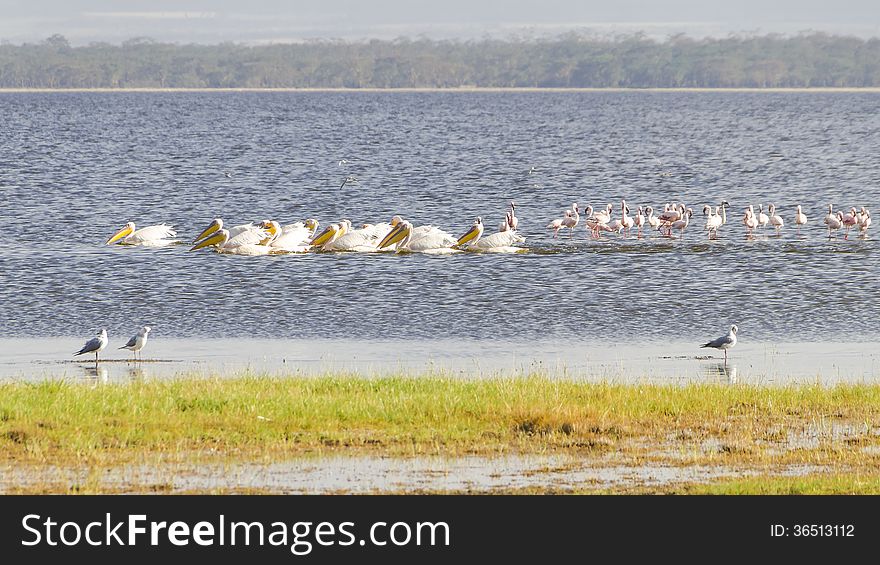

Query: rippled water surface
left=1, top=91, right=879, bottom=346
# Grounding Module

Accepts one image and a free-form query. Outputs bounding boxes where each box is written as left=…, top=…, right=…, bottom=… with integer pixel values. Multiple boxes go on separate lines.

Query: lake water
left=1, top=91, right=878, bottom=380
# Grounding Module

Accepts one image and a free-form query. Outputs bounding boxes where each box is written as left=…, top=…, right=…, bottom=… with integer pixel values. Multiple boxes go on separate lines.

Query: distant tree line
left=1, top=32, right=879, bottom=89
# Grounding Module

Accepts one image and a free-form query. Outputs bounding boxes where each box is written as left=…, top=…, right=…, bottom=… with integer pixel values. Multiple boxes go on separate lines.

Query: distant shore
left=2, top=87, right=880, bottom=94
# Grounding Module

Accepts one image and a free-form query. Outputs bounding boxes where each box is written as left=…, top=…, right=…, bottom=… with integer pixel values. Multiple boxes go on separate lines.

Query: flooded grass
left=2, top=375, right=880, bottom=493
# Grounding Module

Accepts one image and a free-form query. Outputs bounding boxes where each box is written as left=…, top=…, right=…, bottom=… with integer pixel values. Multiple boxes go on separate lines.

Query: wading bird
left=701, top=324, right=738, bottom=363
left=119, top=326, right=151, bottom=361
left=825, top=210, right=843, bottom=238
left=794, top=205, right=808, bottom=235
left=768, top=204, right=784, bottom=236
left=756, top=205, right=770, bottom=230
left=75, top=329, right=108, bottom=362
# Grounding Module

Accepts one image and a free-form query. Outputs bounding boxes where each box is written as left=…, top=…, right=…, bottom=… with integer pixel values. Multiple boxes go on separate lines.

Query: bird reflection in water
left=704, top=362, right=737, bottom=384
left=81, top=363, right=109, bottom=385
left=127, top=366, right=147, bottom=382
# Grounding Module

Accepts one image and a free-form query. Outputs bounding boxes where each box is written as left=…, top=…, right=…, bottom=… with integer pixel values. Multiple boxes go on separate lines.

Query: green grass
left=2, top=375, right=880, bottom=493
left=682, top=474, right=880, bottom=495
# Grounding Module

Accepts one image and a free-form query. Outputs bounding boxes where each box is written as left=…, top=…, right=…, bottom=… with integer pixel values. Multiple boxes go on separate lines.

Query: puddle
left=0, top=455, right=829, bottom=494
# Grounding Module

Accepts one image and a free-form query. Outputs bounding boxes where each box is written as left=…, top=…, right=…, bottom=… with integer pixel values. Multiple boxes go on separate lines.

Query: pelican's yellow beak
left=378, top=223, right=410, bottom=249
left=190, top=231, right=226, bottom=251
left=106, top=225, right=133, bottom=245
left=193, top=220, right=220, bottom=243
left=456, top=225, right=481, bottom=246
left=305, top=219, right=318, bottom=231
left=310, top=225, right=338, bottom=247
left=258, top=223, right=278, bottom=245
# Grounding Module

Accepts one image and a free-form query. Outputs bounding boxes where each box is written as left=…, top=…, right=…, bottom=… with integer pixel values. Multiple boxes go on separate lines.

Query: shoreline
left=3, top=338, right=880, bottom=384
left=2, top=87, right=880, bottom=94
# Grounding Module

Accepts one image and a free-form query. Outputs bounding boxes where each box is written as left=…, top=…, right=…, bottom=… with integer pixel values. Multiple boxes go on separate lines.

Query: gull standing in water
left=701, top=325, right=738, bottom=363
left=119, top=326, right=151, bottom=361
left=75, top=329, right=109, bottom=362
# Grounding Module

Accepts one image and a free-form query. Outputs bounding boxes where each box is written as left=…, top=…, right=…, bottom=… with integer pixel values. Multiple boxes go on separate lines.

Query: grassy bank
left=2, top=376, right=880, bottom=493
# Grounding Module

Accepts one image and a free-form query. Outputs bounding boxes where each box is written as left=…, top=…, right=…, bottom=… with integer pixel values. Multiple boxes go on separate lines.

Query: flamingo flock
left=548, top=201, right=871, bottom=240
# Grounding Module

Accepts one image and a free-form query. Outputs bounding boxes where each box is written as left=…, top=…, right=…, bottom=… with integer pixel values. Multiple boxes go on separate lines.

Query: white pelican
left=326, top=221, right=393, bottom=252
left=267, top=219, right=319, bottom=253
left=456, top=217, right=485, bottom=248
left=106, top=222, right=177, bottom=247
left=701, top=325, right=738, bottom=363
left=309, top=220, right=351, bottom=250
left=768, top=204, right=784, bottom=236
left=841, top=207, right=858, bottom=239
left=472, top=224, right=526, bottom=252
left=193, top=219, right=268, bottom=245
left=794, top=205, right=808, bottom=234
left=119, top=326, right=151, bottom=361
left=190, top=229, right=276, bottom=255
left=380, top=216, right=458, bottom=253
left=75, top=329, right=108, bottom=362
left=378, top=220, right=414, bottom=251
left=756, top=205, right=770, bottom=230
left=825, top=211, right=843, bottom=238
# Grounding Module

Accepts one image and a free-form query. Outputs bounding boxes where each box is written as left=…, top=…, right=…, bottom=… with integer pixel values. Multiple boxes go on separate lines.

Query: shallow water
left=1, top=91, right=879, bottom=348
left=1, top=454, right=833, bottom=494
left=2, top=338, right=877, bottom=384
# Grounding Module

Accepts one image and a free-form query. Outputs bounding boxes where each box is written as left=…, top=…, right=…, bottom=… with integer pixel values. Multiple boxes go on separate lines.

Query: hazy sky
left=1, top=0, right=878, bottom=44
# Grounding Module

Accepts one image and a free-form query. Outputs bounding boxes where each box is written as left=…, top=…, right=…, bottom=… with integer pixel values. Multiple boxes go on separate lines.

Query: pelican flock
left=103, top=200, right=870, bottom=259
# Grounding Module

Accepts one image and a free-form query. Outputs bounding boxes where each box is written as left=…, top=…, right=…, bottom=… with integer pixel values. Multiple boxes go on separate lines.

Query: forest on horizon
left=1, top=32, right=879, bottom=89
